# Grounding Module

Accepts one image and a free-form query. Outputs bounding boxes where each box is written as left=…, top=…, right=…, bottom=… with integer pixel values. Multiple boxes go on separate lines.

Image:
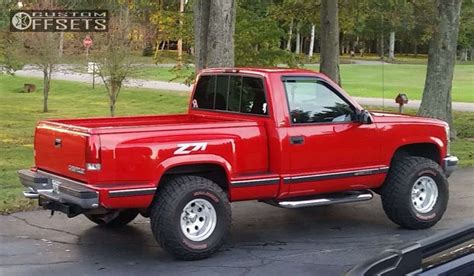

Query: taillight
left=86, top=135, right=101, bottom=171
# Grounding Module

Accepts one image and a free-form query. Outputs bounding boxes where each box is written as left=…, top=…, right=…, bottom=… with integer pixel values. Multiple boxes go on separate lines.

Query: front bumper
left=18, top=169, right=99, bottom=210
left=443, top=155, right=458, bottom=177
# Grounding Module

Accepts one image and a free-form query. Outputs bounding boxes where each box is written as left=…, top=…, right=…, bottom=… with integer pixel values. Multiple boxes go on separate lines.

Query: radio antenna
left=381, top=14, right=385, bottom=111
left=382, top=53, right=385, bottom=111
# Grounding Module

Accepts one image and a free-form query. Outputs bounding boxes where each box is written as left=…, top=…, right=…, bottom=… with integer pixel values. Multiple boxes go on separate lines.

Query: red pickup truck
left=19, top=68, right=458, bottom=260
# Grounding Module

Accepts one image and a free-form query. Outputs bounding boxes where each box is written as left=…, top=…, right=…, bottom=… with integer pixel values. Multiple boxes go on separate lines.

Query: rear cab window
left=192, top=75, right=268, bottom=116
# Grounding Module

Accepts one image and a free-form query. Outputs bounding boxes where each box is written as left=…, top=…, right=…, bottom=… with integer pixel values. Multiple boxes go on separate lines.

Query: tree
left=320, top=0, right=341, bottom=85
left=95, top=8, right=133, bottom=117
left=193, top=0, right=236, bottom=72
left=286, top=18, right=293, bottom=51
left=4, top=1, right=61, bottom=112
left=35, top=33, right=58, bottom=113
left=177, top=0, right=185, bottom=65
left=235, top=5, right=287, bottom=66
left=308, top=23, right=315, bottom=57
left=418, top=0, right=463, bottom=138
left=207, top=0, right=236, bottom=67
left=193, top=0, right=210, bottom=71
left=388, top=31, right=395, bottom=60
left=295, top=21, right=301, bottom=54
left=458, top=1, right=474, bottom=61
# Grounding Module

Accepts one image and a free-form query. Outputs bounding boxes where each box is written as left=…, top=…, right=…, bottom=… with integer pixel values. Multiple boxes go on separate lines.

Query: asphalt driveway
left=1, top=168, right=473, bottom=275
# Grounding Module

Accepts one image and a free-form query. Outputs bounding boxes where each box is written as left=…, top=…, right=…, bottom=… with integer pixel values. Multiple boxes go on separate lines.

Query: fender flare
left=153, top=154, right=233, bottom=187
left=388, top=136, right=445, bottom=165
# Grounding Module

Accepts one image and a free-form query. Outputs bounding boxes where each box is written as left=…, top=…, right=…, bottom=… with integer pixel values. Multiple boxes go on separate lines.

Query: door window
left=283, top=78, right=354, bottom=124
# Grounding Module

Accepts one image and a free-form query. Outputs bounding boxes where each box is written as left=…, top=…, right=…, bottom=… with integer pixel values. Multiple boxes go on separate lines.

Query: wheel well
left=391, top=143, right=441, bottom=165
left=159, top=164, right=229, bottom=192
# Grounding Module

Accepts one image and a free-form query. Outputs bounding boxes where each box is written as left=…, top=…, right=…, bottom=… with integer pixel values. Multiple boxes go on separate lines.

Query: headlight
left=445, top=125, right=450, bottom=155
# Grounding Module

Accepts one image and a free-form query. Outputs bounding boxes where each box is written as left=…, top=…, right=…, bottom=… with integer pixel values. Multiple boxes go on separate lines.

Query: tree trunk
left=193, top=0, right=210, bottom=72
left=42, top=64, right=52, bottom=113
left=320, top=0, right=341, bottom=85
left=109, top=82, right=118, bottom=117
left=110, top=103, right=115, bottom=117
left=286, top=18, right=293, bottom=51
left=308, top=23, right=315, bottom=57
left=379, top=32, right=384, bottom=58
left=295, top=23, right=301, bottom=54
left=459, top=48, right=467, bottom=61
left=109, top=104, right=115, bottom=117
left=58, top=32, right=64, bottom=58
left=177, top=0, right=185, bottom=66
left=388, top=31, right=395, bottom=60
left=207, top=0, right=236, bottom=68
left=339, top=32, right=344, bottom=55
left=418, top=0, right=462, bottom=139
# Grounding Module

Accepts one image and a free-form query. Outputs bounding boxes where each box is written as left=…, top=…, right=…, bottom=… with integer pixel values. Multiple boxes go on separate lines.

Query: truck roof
left=199, top=67, right=321, bottom=76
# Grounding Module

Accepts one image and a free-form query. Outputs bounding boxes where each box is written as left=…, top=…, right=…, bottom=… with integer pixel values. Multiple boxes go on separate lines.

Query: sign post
left=87, top=62, right=98, bottom=89
left=83, top=35, right=94, bottom=88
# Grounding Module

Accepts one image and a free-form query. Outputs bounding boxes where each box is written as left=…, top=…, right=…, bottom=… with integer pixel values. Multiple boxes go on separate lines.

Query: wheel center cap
left=188, top=213, right=197, bottom=223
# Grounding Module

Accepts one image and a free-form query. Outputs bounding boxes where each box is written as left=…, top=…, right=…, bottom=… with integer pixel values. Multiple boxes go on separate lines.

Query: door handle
left=290, top=135, right=304, bottom=145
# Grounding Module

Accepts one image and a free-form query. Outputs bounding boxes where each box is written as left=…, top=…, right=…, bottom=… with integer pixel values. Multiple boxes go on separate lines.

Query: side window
left=192, top=75, right=267, bottom=116
left=193, top=75, right=215, bottom=110
left=228, top=76, right=242, bottom=112
left=241, top=77, right=267, bottom=115
left=215, top=75, right=229, bottom=111
left=284, top=79, right=354, bottom=124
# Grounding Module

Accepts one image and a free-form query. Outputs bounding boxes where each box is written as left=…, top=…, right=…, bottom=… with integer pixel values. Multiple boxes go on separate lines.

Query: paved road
left=13, top=65, right=474, bottom=111
left=1, top=168, right=473, bottom=275
left=15, top=65, right=192, bottom=92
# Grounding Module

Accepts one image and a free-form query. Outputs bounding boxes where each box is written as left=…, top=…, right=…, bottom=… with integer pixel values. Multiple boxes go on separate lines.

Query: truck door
left=281, top=77, right=385, bottom=196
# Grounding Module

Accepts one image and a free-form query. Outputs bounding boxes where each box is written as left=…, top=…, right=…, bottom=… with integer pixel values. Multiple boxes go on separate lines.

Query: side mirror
left=355, top=110, right=372, bottom=124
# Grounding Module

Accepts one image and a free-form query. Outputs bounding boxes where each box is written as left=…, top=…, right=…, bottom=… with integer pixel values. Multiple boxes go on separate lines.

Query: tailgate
left=34, top=122, right=91, bottom=182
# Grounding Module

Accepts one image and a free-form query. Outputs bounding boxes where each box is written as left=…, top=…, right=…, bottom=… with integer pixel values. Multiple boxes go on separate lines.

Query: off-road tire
left=150, top=175, right=231, bottom=260
left=85, top=209, right=139, bottom=227
left=380, top=156, right=448, bottom=229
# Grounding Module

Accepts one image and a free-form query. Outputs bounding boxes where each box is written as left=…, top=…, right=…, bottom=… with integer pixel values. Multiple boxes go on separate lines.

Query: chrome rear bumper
left=18, top=169, right=99, bottom=209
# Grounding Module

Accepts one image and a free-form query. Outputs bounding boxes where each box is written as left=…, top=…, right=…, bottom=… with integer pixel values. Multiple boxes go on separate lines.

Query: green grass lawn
left=307, top=64, right=474, bottom=103
left=115, top=64, right=474, bottom=103
left=0, top=74, right=472, bottom=214
left=128, top=65, right=192, bottom=83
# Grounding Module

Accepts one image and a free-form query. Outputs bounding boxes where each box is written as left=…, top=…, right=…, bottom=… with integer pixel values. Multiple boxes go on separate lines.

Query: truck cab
left=19, top=68, right=458, bottom=260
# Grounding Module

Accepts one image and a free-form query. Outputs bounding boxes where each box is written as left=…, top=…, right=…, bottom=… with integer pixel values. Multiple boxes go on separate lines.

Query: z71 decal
left=174, top=142, right=208, bottom=155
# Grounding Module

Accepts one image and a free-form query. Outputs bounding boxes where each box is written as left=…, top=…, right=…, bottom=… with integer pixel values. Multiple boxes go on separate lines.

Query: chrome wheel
left=411, top=176, right=438, bottom=213
left=180, top=198, right=217, bottom=242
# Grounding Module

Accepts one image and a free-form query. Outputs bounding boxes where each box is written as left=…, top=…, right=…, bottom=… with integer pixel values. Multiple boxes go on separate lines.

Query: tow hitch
left=39, top=196, right=84, bottom=218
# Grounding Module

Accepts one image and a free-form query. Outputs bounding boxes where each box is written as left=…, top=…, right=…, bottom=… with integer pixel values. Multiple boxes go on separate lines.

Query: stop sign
left=83, top=36, right=92, bottom=48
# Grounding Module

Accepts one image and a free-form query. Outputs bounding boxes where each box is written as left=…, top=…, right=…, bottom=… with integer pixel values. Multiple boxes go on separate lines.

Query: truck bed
left=44, top=114, right=257, bottom=134
left=34, top=113, right=260, bottom=182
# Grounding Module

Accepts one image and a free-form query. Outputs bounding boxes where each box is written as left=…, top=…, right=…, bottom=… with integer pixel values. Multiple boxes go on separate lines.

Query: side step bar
left=269, top=190, right=373, bottom=209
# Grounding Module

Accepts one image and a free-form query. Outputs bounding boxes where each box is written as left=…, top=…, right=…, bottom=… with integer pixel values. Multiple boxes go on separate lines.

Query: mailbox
left=395, top=93, right=408, bottom=113
left=395, top=93, right=409, bottom=104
